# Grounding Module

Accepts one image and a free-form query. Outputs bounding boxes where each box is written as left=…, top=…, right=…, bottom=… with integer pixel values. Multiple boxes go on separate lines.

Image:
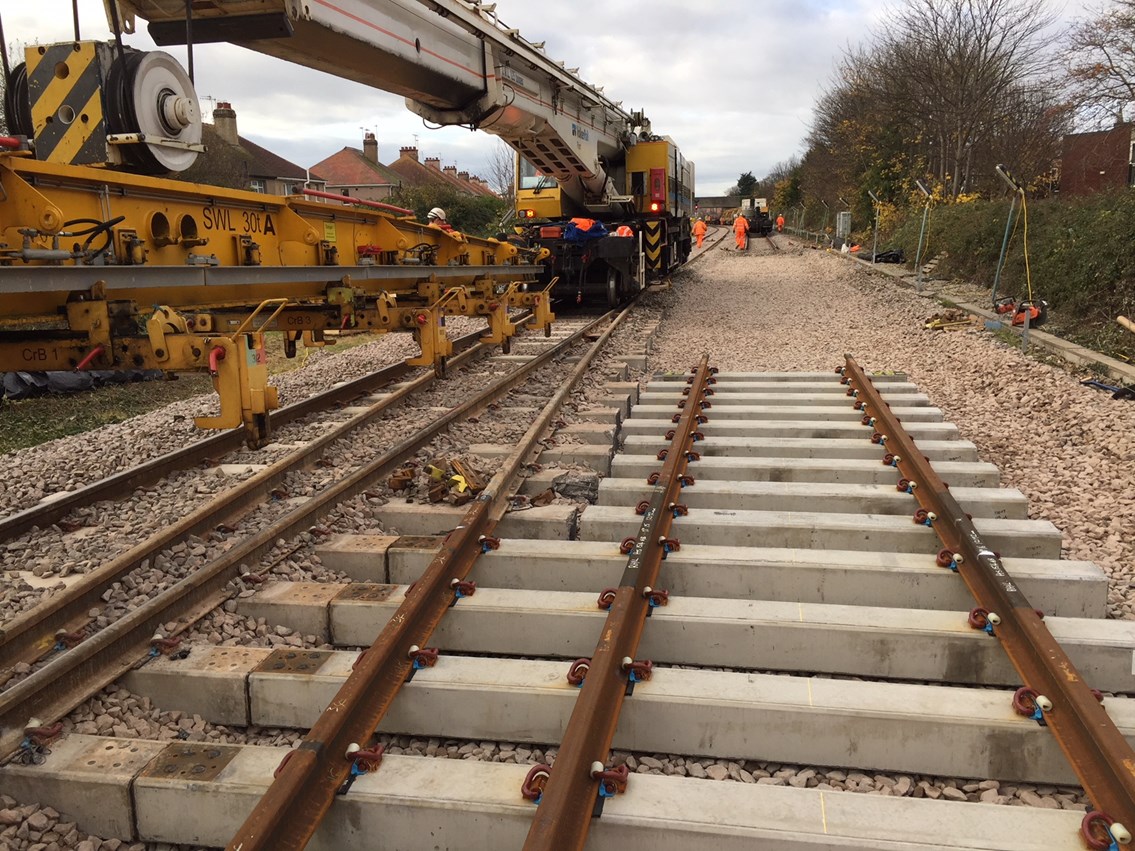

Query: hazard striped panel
left=644, top=219, right=664, bottom=273
left=27, top=42, right=108, bottom=166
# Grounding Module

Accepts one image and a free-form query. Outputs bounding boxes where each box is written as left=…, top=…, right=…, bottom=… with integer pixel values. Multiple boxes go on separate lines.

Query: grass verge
left=0, top=331, right=387, bottom=455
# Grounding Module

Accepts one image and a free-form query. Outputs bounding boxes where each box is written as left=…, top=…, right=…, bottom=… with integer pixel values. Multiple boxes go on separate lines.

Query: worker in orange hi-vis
left=692, top=217, right=707, bottom=248
left=733, top=213, right=749, bottom=250
left=776, top=213, right=785, bottom=233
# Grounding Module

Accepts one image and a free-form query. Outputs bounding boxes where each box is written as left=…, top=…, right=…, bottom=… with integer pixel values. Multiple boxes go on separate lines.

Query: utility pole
left=868, top=190, right=881, bottom=265
left=914, top=180, right=932, bottom=290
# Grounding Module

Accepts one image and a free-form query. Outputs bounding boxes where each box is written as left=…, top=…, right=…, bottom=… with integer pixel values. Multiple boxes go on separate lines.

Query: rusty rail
left=843, top=354, right=1135, bottom=846
left=522, top=355, right=712, bottom=851
left=225, top=301, right=642, bottom=851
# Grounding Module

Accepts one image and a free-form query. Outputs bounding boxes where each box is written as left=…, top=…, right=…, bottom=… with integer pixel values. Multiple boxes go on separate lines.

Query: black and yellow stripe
left=26, top=42, right=107, bottom=166
left=644, top=219, right=664, bottom=272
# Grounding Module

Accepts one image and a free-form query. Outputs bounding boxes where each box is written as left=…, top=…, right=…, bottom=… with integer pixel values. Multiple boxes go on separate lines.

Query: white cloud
left=0, top=0, right=1097, bottom=193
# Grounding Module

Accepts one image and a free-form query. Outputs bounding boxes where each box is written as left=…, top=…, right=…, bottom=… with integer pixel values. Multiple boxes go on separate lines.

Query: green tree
left=736, top=171, right=758, bottom=197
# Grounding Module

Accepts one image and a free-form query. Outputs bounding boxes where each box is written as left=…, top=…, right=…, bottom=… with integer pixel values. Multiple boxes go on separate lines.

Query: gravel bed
left=0, top=796, right=150, bottom=850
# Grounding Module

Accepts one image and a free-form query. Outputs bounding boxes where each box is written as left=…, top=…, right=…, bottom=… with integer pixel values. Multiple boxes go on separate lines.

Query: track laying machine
left=0, top=0, right=692, bottom=443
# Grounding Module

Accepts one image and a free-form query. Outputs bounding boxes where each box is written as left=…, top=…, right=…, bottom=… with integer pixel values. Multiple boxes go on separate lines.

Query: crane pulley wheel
left=4, top=62, right=33, bottom=137
left=106, top=49, right=201, bottom=173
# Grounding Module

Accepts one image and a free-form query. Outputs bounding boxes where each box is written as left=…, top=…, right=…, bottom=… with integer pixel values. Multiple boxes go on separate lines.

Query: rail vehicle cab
left=625, top=139, right=694, bottom=275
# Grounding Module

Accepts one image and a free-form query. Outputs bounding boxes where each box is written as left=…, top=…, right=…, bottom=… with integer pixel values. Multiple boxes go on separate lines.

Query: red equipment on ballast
left=995, top=298, right=1048, bottom=327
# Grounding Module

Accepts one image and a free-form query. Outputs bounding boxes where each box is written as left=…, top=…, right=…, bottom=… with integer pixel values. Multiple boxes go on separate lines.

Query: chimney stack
left=213, top=102, right=239, bottom=146
left=399, top=146, right=418, bottom=162
left=363, top=132, right=378, bottom=164
left=425, top=156, right=441, bottom=170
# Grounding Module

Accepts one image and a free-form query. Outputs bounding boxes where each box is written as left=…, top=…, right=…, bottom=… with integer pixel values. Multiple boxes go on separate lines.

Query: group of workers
left=689, top=210, right=787, bottom=252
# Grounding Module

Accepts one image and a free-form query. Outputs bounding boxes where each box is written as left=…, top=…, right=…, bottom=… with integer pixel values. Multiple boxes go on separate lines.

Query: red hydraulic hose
left=209, top=346, right=226, bottom=375
left=0, top=137, right=23, bottom=149
left=300, top=188, right=414, bottom=216
left=74, top=345, right=105, bottom=371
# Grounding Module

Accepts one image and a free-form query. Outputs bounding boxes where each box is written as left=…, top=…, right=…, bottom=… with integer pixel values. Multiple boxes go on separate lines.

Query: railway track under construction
left=1, top=295, right=1132, bottom=850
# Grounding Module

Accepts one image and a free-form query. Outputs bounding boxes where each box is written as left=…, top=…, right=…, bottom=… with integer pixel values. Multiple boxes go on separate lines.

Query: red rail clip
left=522, top=764, right=552, bottom=802
left=567, top=658, right=591, bottom=686
left=407, top=646, right=440, bottom=669
left=151, top=635, right=183, bottom=656
left=591, top=762, right=630, bottom=797
left=24, top=722, right=63, bottom=748
left=54, top=629, right=85, bottom=649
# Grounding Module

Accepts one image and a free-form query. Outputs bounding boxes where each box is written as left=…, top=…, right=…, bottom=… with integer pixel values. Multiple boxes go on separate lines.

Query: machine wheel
left=606, top=266, right=622, bottom=308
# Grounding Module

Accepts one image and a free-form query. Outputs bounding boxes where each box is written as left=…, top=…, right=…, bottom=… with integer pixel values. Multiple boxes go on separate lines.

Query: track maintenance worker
left=776, top=212, right=785, bottom=233
left=693, top=217, right=707, bottom=248
left=732, top=212, right=749, bottom=250
left=427, top=207, right=454, bottom=232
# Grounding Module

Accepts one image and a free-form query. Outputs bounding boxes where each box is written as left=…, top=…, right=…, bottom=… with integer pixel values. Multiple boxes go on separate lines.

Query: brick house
left=309, top=132, right=403, bottom=202
left=1059, top=124, right=1135, bottom=195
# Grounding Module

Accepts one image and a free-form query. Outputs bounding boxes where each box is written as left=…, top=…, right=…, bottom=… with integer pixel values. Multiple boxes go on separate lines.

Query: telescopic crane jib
left=0, top=0, right=694, bottom=443
left=117, top=0, right=695, bottom=300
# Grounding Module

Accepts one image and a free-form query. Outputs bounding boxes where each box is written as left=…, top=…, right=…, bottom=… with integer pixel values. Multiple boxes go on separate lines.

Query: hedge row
left=875, top=191, right=1135, bottom=358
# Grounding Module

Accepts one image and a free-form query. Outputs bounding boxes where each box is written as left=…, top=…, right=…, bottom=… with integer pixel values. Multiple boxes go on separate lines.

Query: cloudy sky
left=0, top=0, right=1096, bottom=194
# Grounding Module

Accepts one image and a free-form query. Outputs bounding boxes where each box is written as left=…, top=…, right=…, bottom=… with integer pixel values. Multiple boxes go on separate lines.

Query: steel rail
left=0, top=313, right=603, bottom=755
left=0, top=322, right=516, bottom=670
left=523, top=354, right=712, bottom=851
left=0, top=321, right=508, bottom=542
left=0, top=263, right=539, bottom=295
left=226, top=299, right=641, bottom=851
left=685, top=227, right=728, bottom=266
left=843, top=354, right=1135, bottom=838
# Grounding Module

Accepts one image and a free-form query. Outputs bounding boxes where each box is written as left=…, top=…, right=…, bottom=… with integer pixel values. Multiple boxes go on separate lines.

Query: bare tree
left=486, top=140, right=516, bottom=203
left=875, top=0, right=1057, bottom=198
left=1064, top=0, right=1135, bottom=125
left=804, top=0, right=1063, bottom=203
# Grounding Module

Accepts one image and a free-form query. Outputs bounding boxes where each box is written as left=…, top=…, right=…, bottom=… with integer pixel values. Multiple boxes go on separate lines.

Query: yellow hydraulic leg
left=533, top=278, right=557, bottom=338
left=481, top=283, right=518, bottom=353
left=193, top=299, right=289, bottom=445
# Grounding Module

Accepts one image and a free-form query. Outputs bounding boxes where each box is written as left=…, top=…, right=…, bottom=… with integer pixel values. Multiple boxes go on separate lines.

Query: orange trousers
left=696, top=234, right=705, bottom=248
left=734, top=229, right=747, bottom=249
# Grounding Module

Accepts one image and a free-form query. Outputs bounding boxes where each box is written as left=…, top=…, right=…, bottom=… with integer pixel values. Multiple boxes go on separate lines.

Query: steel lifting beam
left=842, top=354, right=1135, bottom=849
left=522, top=355, right=713, bottom=851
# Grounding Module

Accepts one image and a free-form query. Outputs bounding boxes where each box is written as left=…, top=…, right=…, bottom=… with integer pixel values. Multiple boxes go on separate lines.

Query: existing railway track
left=2, top=347, right=1132, bottom=851
left=0, top=305, right=645, bottom=754
left=0, top=324, right=496, bottom=543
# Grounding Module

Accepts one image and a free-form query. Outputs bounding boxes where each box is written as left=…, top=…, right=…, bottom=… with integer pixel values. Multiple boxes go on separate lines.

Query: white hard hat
left=427, top=207, right=446, bottom=221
